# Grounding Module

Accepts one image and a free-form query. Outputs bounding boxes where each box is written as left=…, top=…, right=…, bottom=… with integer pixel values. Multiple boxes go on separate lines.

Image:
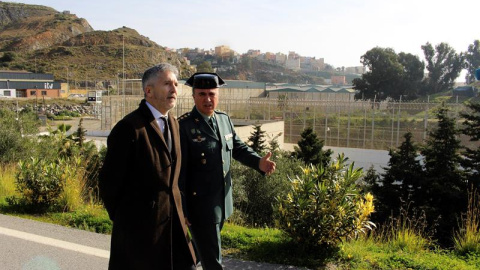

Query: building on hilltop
left=345, top=66, right=366, bottom=74
left=331, top=75, right=346, bottom=85
left=300, top=56, right=325, bottom=71
left=275, top=52, right=287, bottom=65
left=215, top=45, right=233, bottom=58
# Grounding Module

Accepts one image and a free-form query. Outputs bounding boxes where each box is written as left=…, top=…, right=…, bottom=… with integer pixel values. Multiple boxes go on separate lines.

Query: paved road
left=0, top=214, right=309, bottom=269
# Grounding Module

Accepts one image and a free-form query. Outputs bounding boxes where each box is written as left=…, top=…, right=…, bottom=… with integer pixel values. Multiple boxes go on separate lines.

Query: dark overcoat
left=99, top=99, right=195, bottom=269
left=178, top=107, right=262, bottom=224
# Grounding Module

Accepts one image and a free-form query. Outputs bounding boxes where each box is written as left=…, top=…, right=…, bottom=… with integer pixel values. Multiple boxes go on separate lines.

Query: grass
left=341, top=237, right=480, bottom=270
left=3, top=164, right=480, bottom=269
left=454, top=190, right=480, bottom=256
left=0, top=163, right=18, bottom=200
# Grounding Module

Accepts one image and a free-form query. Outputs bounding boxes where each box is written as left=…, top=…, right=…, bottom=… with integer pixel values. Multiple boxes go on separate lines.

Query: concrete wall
left=284, top=143, right=389, bottom=173
left=234, top=121, right=285, bottom=148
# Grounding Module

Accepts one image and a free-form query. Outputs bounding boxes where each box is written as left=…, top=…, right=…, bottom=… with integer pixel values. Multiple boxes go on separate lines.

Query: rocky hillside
left=0, top=2, right=193, bottom=84
left=0, top=2, right=93, bottom=52
left=0, top=1, right=55, bottom=25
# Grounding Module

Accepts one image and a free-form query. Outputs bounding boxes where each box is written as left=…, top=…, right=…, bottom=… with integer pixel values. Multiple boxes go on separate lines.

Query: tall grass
left=57, top=157, right=86, bottom=212
left=454, top=189, right=480, bottom=255
left=0, top=163, right=18, bottom=201
left=374, top=205, right=433, bottom=253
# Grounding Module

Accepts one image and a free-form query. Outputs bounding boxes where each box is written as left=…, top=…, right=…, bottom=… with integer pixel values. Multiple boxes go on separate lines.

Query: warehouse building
left=0, top=71, right=61, bottom=98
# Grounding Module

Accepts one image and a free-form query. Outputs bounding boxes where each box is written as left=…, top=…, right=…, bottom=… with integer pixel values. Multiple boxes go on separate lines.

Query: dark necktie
left=209, top=117, right=217, bottom=133
left=161, top=117, right=171, bottom=152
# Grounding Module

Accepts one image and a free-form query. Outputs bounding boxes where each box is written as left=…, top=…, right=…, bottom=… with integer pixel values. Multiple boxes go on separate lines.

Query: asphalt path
left=0, top=214, right=309, bottom=269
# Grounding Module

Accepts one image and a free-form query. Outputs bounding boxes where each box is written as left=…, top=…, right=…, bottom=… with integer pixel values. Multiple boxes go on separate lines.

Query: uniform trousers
left=190, top=220, right=225, bottom=270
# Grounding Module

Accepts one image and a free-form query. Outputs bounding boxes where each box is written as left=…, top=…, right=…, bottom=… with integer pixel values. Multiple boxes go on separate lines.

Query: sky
left=6, top=0, right=479, bottom=80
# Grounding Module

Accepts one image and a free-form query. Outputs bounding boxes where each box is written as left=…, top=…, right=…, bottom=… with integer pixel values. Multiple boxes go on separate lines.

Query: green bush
left=276, top=154, right=375, bottom=250
left=13, top=157, right=65, bottom=211
left=0, top=108, right=40, bottom=164
left=232, top=151, right=303, bottom=227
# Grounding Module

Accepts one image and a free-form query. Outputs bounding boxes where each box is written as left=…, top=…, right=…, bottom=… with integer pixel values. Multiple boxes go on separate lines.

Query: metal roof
left=0, top=72, right=54, bottom=81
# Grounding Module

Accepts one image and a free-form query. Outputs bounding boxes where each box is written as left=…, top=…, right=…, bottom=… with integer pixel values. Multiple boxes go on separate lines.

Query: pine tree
left=361, top=165, right=380, bottom=195
left=267, top=132, right=282, bottom=157
left=74, top=118, right=87, bottom=147
left=421, top=104, right=466, bottom=245
left=460, top=102, right=480, bottom=188
left=247, top=124, right=266, bottom=153
left=293, top=126, right=332, bottom=167
left=375, top=132, right=424, bottom=223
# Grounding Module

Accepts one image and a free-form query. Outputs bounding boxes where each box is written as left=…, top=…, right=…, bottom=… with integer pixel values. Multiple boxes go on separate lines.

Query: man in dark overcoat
left=99, top=63, right=196, bottom=269
left=178, top=73, right=276, bottom=270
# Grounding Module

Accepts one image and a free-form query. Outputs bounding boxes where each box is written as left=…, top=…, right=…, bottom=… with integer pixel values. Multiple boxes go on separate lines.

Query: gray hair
left=142, top=63, right=179, bottom=91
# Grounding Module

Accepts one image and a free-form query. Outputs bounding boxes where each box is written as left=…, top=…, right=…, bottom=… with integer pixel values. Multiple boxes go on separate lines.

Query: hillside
left=0, top=2, right=349, bottom=85
left=0, top=2, right=193, bottom=83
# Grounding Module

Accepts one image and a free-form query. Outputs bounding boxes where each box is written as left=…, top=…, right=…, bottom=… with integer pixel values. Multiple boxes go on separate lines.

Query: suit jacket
left=99, top=99, right=195, bottom=269
left=179, top=107, right=262, bottom=224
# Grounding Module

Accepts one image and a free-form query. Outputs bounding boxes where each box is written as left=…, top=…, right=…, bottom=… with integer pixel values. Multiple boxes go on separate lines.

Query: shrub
left=276, top=154, right=375, bottom=250
left=0, top=108, right=40, bottom=164
left=11, top=155, right=87, bottom=212
left=13, top=157, right=65, bottom=211
left=231, top=151, right=303, bottom=227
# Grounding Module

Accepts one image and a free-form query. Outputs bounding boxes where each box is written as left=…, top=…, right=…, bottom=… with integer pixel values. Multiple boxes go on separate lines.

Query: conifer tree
left=361, top=165, right=380, bottom=196
left=460, top=101, right=480, bottom=188
left=247, top=124, right=266, bottom=153
left=293, top=126, right=332, bottom=167
left=421, top=104, right=466, bottom=244
left=375, top=132, right=423, bottom=223
left=74, top=118, right=87, bottom=147
left=267, top=132, right=283, bottom=158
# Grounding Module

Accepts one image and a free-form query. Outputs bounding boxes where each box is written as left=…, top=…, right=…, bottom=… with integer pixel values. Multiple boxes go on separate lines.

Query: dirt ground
left=40, top=117, right=103, bottom=133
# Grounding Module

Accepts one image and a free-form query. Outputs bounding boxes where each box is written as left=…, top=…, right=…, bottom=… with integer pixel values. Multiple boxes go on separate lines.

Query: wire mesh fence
left=99, top=96, right=477, bottom=151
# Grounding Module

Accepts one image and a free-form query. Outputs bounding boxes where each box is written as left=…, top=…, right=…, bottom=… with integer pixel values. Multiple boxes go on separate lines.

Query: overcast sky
left=7, top=0, right=479, bottom=79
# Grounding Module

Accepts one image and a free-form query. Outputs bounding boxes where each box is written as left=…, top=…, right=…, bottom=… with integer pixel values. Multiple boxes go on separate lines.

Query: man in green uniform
left=179, top=73, right=276, bottom=270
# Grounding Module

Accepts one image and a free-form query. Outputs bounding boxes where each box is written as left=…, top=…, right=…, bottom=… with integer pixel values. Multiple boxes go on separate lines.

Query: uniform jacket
left=179, top=107, right=262, bottom=224
left=99, top=99, right=195, bottom=269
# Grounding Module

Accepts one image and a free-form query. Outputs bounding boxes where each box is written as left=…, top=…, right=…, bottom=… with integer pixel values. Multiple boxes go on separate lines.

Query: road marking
left=0, top=226, right=109, bottom=259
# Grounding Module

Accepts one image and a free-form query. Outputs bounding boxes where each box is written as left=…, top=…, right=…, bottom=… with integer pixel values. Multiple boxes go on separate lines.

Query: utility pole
left=122, top=35, right=126, bottom=117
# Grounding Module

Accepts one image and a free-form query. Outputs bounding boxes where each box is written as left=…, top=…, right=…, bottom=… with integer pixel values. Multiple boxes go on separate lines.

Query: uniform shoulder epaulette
left=178, top=112, right=191, bottom=122
left=215, top=110, right=227, bottom=115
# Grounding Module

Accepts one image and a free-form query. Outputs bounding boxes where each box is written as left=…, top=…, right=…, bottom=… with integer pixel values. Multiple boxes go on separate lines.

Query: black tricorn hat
left=185, top=73, right=226, bottom=89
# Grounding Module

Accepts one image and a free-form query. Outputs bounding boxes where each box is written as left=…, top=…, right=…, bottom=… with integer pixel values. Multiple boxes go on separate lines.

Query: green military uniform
left=179, top=106, right=262, bottom=269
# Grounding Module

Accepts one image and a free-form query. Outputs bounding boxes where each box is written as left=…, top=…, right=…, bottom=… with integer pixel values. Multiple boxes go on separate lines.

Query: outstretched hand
left=259, top=152, right=276, bottom=176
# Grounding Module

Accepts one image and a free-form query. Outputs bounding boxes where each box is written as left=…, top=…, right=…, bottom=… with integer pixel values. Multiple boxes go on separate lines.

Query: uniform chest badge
left=193, top=135, right=206, bottom=142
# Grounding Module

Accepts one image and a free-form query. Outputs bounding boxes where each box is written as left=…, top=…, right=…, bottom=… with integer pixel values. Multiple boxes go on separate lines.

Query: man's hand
left=259, top=152, right=276, bottom=176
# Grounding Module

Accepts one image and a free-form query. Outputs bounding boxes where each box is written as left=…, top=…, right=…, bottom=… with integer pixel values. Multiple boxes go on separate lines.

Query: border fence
left=99, top=96, right=477, bottom=151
